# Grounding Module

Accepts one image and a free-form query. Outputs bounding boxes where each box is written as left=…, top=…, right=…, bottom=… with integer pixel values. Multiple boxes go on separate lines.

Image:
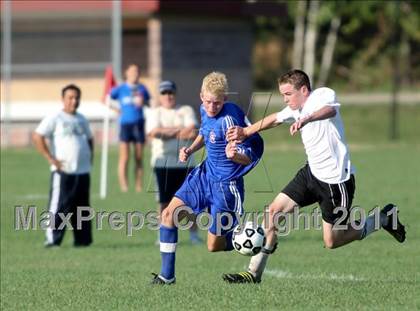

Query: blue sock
left=224, top=230, right=234, bottom=251
left=160, top=225, right=178, bottom=280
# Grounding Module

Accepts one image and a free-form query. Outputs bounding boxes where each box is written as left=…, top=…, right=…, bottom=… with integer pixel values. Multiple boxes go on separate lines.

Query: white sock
left=248, top=244, right=275, bottom=280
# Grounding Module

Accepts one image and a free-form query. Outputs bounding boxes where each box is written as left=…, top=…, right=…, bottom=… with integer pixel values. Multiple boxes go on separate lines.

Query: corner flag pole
left=99, top=95, right=111, bottom=199
left=100, top=1, right=121, bottom=199
left=99, top=66, right=116, bottom=199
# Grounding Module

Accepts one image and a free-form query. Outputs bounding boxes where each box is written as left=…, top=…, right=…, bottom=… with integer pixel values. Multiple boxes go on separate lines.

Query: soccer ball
left=232, top=222, right=266, bottom=256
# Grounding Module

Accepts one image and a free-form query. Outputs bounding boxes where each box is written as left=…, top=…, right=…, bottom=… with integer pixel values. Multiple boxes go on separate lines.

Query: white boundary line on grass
left=265, top=269, right=365, bottom=282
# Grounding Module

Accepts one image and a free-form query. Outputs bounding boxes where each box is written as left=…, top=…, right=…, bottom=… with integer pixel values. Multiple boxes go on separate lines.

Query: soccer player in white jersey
left=33, top=84, right=94, bottom=247
left=223, top=69, right=406, bottom=283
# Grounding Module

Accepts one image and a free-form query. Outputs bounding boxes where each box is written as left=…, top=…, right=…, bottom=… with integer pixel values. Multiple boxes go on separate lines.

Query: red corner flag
left=102, top=65, right=116, bottom=103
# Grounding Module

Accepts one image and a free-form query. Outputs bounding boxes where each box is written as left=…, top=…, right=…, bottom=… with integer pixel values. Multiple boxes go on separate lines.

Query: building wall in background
left=159, top=16, right=253, bottom=111
left=2, top=2, right=259, bottom=147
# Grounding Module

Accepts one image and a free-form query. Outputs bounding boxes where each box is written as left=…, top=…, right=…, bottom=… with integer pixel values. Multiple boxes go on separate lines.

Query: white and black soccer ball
left=232, top=222, right=266, bottom=256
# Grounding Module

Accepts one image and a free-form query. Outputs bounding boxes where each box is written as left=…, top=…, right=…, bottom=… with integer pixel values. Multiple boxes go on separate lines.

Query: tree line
left=253, top=0, right=420, bottom=92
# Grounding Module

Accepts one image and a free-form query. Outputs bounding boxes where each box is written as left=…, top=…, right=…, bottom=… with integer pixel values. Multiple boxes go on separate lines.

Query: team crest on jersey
left=209, top=130, right=216, bottom=143
left=63, top=122, right=84, bottom=136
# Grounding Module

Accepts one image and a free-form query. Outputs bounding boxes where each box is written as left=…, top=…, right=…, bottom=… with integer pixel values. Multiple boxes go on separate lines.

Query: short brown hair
left=278, top=70, right=311, bottom=92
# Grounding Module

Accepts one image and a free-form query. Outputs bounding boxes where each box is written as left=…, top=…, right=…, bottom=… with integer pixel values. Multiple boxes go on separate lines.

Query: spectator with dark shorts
left=33, top=84, right=94, bottom=247
left=110, top=64, right=150, bottom=192
left=146, top=80, right=202, bottom=244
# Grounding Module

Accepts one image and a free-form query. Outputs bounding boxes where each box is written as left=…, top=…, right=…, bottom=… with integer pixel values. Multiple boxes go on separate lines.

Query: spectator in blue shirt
left=110, top=64, right=150, bottom=192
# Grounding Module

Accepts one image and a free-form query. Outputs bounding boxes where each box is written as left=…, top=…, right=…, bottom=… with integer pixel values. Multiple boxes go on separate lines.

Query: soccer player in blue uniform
left=151, top=72, right=264, bottom=284
left=110, top=64, right=150, bottom=192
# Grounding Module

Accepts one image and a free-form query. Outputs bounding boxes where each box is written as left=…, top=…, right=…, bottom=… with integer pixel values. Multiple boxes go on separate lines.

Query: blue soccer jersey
left=110, top=83, right=150, bottom=124
left=175, top=102, right=264, bottom=236
left=199, top=102, right=264, bottom=182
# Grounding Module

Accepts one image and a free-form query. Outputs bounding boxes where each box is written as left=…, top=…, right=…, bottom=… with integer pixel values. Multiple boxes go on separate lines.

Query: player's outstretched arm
left=289, top=105, right=336, bottom=135
left=226, top=112, right=280, bottom=142
left=179, top=134, right=204, bottom=162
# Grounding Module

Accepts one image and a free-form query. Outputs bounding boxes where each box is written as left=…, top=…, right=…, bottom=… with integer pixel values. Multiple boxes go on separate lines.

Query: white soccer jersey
left=146, top=105, right=197, bottom=168
left=276, top=87, right=354, bottom=184
left=36, top=110, right=93, bottom=174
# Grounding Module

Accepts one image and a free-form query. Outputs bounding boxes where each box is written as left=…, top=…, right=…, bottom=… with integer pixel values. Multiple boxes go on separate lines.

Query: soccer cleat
left=151, top=273, right=176, bottom=285
left=380, top=204, right=406, bottom=243
left=222, top=271, right=259, bottom=284
left=44, top=241, right=60, bottom=248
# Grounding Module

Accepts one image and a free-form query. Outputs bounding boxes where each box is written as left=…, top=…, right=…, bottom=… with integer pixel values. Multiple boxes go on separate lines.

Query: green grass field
left=1, top=105, right=420, bottom=310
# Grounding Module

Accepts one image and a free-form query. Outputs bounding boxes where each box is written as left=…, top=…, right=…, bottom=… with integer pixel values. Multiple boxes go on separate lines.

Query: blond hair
left=201, top=72, right=228, bottom=97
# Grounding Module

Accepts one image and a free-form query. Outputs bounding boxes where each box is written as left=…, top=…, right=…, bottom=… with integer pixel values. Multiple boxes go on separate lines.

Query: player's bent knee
left=206, top=234, right=226, bottom=252
left=323, top=236, right=339, bottom=249
left=160, top=208, right=173, bottom=224
left=161, top=198, right=188, bottom=226
left=322, top=221, right=339, bottom=249
left=207, top=244, right=218, bottom=252
left=207, top=242, right=223, bottom=252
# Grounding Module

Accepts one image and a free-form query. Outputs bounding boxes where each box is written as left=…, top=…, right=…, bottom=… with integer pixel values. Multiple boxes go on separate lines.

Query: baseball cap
left=159, top=80, right=176, bottom=94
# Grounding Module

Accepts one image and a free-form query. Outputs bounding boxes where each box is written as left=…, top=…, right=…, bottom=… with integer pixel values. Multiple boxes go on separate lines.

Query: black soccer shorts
left=281, top=163, right=355, bottom=225
left=154, top=167, right=193, bottom=204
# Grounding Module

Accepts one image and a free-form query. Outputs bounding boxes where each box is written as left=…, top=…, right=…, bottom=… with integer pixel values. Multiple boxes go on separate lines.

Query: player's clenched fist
left=289, top=121, right=300, bottom=136
left=225, top=141, right=238, bottom=159
left=179, top=146, right=191, bottom=162
left=289, top=116, right=309, bottom=136
left=226, top=126, right=248, bottom=142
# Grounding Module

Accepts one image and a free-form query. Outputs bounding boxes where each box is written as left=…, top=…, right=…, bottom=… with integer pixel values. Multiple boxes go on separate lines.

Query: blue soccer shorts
left=174, top=164, right=244, bottom=236
left=119, top=119, right=145, bottom=143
